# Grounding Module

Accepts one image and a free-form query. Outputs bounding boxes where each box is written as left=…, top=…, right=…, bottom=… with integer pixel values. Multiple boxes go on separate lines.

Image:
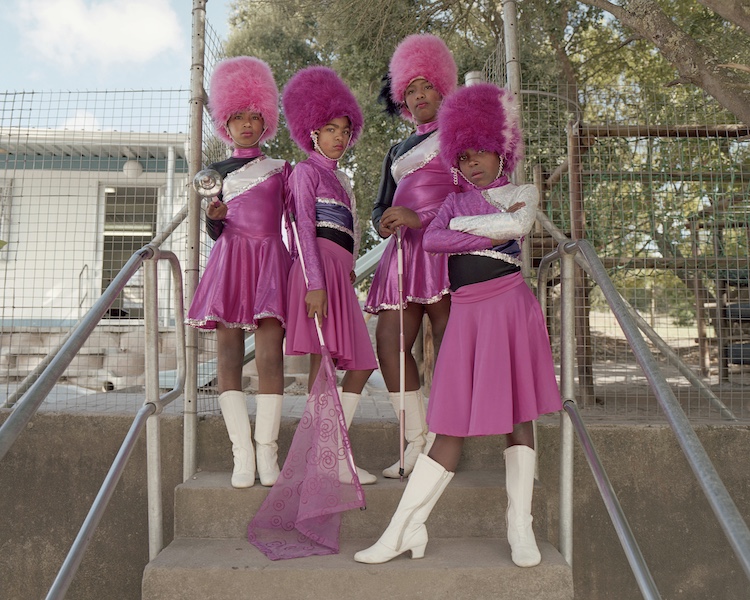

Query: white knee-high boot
left=383, top=390, right=432, bottom=478
left=354, top=454, right=453, bottom=564
left=505, top=445, right=541, bottom=567
left=218, top=390, right=255, bottom=489
left=254, top=393, right=283, bottom=486
left=340, top=391, right=377, bottom=485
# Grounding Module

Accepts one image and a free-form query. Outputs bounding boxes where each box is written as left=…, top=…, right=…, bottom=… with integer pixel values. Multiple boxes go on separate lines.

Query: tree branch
left=578, top=0, right=750, bottom=124
left=697, top=0, right=750, bottom=37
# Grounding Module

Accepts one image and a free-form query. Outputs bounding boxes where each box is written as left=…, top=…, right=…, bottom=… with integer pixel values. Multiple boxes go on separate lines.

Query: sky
left=0, top=0, right=230, bottom=93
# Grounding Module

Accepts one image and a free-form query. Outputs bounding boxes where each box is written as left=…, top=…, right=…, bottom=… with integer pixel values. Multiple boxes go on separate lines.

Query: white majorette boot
left=505, top=444, right=542, bottom=567
left=354, top=453, right=453, bottom=564
left=254, top=393, right=283, bottom=486
left=218, top=390, right=255, bottom=488
left=383, top=390, right=432, bottom=478
left=340, top=391, right=377, bottom=485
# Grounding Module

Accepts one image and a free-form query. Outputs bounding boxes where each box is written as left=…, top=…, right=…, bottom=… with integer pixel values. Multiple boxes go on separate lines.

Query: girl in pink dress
left=282, top=66, right=378, bottom=485
left=355, top=83, right=562, bottom=568
left=186, top=57, right=292, bottom=489
left=364, top=34, right=462, bottom=478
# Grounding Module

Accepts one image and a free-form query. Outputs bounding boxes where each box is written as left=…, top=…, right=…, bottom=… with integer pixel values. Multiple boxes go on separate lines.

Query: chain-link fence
left=485, top=45, right=750, bottom=422
left=2, top=14, right=748, bottom=422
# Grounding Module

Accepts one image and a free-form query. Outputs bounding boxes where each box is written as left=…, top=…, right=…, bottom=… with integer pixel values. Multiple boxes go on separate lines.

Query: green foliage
left=223, top=0, right=502, bottom=252
left=218, top=0, right=749, bottom=294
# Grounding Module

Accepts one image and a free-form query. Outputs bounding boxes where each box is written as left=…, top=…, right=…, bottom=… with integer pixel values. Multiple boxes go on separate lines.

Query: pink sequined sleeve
left=289, top=163, right=325, bottom=291
left=423, top=193, right=494, bottom=255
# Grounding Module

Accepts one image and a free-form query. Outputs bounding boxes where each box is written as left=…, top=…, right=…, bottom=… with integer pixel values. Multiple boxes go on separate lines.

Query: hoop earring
left=496, top=156, right=506, bottom=179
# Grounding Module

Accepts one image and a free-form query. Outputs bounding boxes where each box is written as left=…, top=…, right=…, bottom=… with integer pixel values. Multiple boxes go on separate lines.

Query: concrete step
left=176, top=469, right=549, bottom=541
left=142, top=537, right=573, bottom=600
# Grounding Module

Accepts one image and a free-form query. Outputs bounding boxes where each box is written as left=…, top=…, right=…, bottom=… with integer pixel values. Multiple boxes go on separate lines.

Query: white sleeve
left=449, top=185, right=539, bottom=240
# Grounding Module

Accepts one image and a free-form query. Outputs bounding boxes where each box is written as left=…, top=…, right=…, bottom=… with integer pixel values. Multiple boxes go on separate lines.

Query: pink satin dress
left=365, top=124, right=459, bottom=313
left=285, top=152, right=377, bottom=371
left=186, top=150, right=293, bottom=331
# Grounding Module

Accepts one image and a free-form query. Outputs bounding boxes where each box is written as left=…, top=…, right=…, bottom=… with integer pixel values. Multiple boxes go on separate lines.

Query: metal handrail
left=0, top=246, right=151, bottom=459
left=539, top=236, right=750, bottom=594
left=535, top=209, right=736, bottom=421
left=43, top=247, right=186, bottom=600
left=570, top=239, right=750, bottom=580
left=564, top=397, right=661, bottom=599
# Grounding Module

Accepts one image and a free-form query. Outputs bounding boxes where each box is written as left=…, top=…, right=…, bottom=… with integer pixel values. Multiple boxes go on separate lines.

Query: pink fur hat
left=389, top=34, right=457, bottom=121
left=282, top=66, right=364, bottom=154
left=208, top=56, right=279, bottom=145
left=438, top=83, right=524, bottom=175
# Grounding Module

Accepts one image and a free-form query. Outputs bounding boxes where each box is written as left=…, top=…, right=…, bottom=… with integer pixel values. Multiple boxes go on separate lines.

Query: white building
left=0, top=128, right=190, bottom=389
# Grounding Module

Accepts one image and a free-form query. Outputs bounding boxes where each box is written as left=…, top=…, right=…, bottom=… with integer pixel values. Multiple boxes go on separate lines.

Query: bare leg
left=375, top=303, right=426, bottom=392
left=506, top=421, right=535, bottom=449
left=424, top=295, right=451, bottom=358
left=427, top=434, right=464, bottom=472
left=341, top=369, right=374, bottom=394
left=254, top=318, right=285, bottom=394
left=216, top=324, right=245, bottom=393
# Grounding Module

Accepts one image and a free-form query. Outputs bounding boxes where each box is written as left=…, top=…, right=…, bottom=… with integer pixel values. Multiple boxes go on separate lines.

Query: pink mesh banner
left=248, top=347, right=366, bottom=560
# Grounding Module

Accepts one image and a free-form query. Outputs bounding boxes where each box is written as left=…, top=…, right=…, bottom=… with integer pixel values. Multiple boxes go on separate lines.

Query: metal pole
left=184, top=0, right=208, bottom=481
left=567, top=120, right=595, bottom=406
left=501, top=0, right=531, bottom=279
left=161, top=145, right=176, bottom=327
left=564, top=400, right=662, bottom=599
left=558, top=245, right=576, bottom=566
left=144, top=257, right=164, bottom=560
left=396, top=227, right=406, bottom=479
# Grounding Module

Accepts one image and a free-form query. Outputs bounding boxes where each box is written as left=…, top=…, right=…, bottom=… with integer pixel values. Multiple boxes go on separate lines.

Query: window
left=102, top=186, right=158, bottom=319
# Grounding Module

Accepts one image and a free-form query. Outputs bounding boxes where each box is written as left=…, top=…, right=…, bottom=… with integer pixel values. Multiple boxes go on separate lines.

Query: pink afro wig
left=208, top=56, right=279, bottom=145
left=389, top=34, right=457, bottom=122
left=282, top=66, right=364, bottom=154
left=438, top=83, right=524, bottom=175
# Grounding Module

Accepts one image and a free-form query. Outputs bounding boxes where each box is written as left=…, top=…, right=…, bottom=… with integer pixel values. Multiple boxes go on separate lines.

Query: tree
left=576, top=0, right=750, bottom=124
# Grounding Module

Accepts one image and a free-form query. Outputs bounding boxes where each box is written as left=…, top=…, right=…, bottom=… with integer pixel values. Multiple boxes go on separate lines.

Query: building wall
left=0, top=167, right=189, bottom=326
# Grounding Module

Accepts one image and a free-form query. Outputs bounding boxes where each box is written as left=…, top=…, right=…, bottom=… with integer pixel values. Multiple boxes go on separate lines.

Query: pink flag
left=248, top=346, right=366, bottom=559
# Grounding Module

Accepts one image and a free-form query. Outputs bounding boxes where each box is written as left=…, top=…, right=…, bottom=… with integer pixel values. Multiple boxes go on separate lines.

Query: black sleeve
left=371, top=145, right=398, bottom=236
left=206, top=203, right=224, bottom=241
left=204, top=158, right=232, bottom=241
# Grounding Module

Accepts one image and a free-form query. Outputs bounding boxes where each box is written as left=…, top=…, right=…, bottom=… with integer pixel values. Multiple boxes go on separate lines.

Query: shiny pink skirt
left=186, top=231, right=291, bottom=331
left=427, top=272, right=562, bottom=436
left=364, top=227, right=450, bottom=314
left=286, top=239, right=377, bottom=371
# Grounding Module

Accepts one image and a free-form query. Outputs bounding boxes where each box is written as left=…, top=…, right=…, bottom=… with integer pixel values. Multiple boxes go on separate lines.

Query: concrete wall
left=1, top=411, right=749, bottom=599
left=0, top=411, right=184, bottom=600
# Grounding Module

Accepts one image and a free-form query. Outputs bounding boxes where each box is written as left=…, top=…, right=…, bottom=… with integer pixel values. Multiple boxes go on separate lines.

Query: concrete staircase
left=142, top=438, right=574, bottom=600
